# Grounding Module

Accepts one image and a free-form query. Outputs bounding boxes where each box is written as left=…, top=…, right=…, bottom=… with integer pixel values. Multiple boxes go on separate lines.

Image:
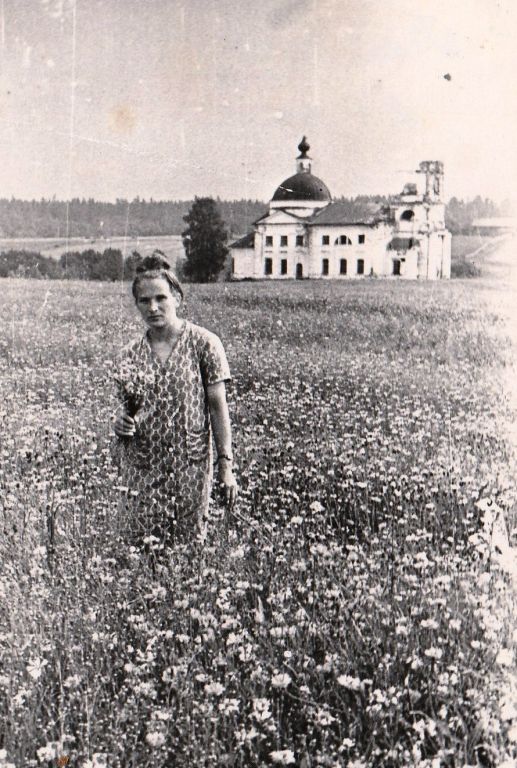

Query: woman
left=112, top=253, right=237, bottom=549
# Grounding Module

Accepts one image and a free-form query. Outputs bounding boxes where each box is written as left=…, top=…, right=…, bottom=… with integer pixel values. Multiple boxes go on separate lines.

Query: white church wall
left=370, top=226, right=394, bottom=276
left=401, top=251, right=419, bottom=279
left=417, top=244, right=429, bottom=278
left=257, top=220, right=309, bottom=279
left=427, top=232, right=451, bottom=279
left=427, top=205, right=446, bottom=229
left=231, top=248, right=256, bottom=279
left=441, top=231, right=451, bottom=279
left=385, top=249, right=419, bottom=279
left=308, top=225, right=383, bottom=278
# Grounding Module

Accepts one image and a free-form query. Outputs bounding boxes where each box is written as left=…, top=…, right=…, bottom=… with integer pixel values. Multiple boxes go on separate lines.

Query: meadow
left=0, top=271, right=517, bottom=767
left=0, top=236, right=185, bottom=265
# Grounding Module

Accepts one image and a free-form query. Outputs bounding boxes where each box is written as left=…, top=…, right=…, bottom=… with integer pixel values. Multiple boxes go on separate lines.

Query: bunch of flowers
left=113, top=359, right=155, bottom=418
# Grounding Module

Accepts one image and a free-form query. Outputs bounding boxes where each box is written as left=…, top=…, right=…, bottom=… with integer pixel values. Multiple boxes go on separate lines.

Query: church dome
left=272, top=172, right=331, bottom=202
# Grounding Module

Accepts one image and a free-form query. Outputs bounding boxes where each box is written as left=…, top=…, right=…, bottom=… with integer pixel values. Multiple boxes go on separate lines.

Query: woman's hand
left=218, top=459, right=238, bottom=509
left=113, top=409, right=136, bottom=438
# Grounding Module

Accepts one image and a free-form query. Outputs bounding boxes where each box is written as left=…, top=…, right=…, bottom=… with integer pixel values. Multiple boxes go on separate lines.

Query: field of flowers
left=1, top=273, right=517, bottom=767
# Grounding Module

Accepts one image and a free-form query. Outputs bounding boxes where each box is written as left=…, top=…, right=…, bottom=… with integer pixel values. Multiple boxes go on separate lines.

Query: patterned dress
left=113, top=321, right=231, bottom=547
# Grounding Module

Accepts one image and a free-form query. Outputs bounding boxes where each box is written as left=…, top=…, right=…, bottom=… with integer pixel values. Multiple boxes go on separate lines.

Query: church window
left=358, top=234, right=365, bottom=244
left=400, top=210, right=414, bottom=221
left=340, top=258, right=347, bottom=275
left=231, top=258, right=235, bottom=274
left=265, top=235, right=273, bottom=247
left=322, top=258, right=329, bottom=276
left=281, top=259, right=287, bottom=275
left=280, top=235, right=288, bottom=247
left=393, top=259, right=401, bottom=276
left=296, top=235, right=304, bottom=246
left=265, top=258, right=273, bottom=276
left=335, top=235, right=352, bottom=245
left=322, top=235, right=330, bottom=245
left=357, top=259, right=365, bottom=275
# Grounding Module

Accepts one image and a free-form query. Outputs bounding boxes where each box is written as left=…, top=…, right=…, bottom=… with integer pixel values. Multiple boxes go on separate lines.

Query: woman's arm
left=207, top=381, right=237, bottom=508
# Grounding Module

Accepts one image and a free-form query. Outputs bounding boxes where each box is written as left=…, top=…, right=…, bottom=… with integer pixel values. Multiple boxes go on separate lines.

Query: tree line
left=0, top=248, right=132, bottom=281
left=0, top=194, right=511, bottom=238
left=0, top=197, right=267, bottom=239
left=0, top=198, right=232, bottom=282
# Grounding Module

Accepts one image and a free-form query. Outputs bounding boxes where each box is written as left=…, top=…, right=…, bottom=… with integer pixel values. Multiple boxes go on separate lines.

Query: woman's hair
left=132, top=251, right=184, bottom=301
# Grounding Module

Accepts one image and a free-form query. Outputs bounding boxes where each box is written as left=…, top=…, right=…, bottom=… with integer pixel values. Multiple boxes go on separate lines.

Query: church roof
left=308, top=201, right=382, bottom=226
left=272, top=172, right=331, bottom=202
left=254, top=209, right=308, bottom=224
left=230, top=232, right=254, bottom=249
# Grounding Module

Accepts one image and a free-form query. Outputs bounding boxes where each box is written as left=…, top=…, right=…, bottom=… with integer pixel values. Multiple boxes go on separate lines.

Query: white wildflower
left=424, top=647, right=442, bottom=660
left=315, top=707, right=336, bottom=725
left=27, top=658, right=48, bottom=680
left=496, top=648, right=514, bottom=667
left=37, top=742, right=59, bottom=762
left=337, top=674, right=363, bottom=691
left=252, top=697, right=272, bottom=721
left=204, top=681, right=225, bottom=696
left=145, top=731, right=166, bottom=748
left=270, top=749, right=296, bottom=765
left=271, top=672, right=291, bottom=688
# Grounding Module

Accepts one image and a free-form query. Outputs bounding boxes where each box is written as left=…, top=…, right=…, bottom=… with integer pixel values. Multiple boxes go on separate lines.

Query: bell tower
left=417, top=161, right=444, bottom=201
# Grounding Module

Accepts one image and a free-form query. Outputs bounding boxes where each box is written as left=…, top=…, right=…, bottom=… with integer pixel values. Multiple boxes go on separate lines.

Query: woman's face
left=135, top=276, right=180, bottom=330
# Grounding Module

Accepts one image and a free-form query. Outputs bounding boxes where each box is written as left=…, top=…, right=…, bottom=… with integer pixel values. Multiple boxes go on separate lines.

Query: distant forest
left=0, top=195, right=512, bottom=238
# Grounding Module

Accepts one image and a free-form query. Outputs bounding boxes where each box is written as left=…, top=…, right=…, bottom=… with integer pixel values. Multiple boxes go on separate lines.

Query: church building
left=230, top=138, right=451, bottom=280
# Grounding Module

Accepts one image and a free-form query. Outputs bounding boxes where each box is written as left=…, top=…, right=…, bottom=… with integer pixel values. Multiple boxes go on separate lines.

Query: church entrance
left=296, top=263, right=303, bottom=279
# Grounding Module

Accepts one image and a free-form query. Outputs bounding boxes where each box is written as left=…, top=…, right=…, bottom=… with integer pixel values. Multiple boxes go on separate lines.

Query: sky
left=0, top=0, right=516, bottom=204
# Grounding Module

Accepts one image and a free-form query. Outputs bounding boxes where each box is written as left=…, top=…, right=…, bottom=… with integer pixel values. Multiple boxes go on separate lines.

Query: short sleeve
left=199, top=331, right=231, bottom=386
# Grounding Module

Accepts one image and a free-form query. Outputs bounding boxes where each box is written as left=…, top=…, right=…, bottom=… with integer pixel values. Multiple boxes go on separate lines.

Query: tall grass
left=0, top=277, right=515, bottom=767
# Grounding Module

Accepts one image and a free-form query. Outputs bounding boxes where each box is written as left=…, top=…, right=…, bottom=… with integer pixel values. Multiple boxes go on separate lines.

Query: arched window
left=334, top=235, right=352, bottom=245
left=400, top=210, right=414, bottom=221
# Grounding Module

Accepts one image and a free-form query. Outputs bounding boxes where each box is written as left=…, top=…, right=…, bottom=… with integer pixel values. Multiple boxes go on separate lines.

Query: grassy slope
left=0, top=276, right=515, bottom=766
left=0, top=235, right=185, bottom=265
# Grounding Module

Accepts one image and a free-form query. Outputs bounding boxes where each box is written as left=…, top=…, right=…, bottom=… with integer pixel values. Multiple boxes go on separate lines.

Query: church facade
left=230, top=138, right=451, bottom=280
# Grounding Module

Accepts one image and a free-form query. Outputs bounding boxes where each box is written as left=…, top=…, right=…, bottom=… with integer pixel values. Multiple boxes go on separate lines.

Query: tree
left=182, top=197, right=229, bottom=282
left=124, top=250, right=143, bottom=279
left=101, top=248, right=124, bottom=281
